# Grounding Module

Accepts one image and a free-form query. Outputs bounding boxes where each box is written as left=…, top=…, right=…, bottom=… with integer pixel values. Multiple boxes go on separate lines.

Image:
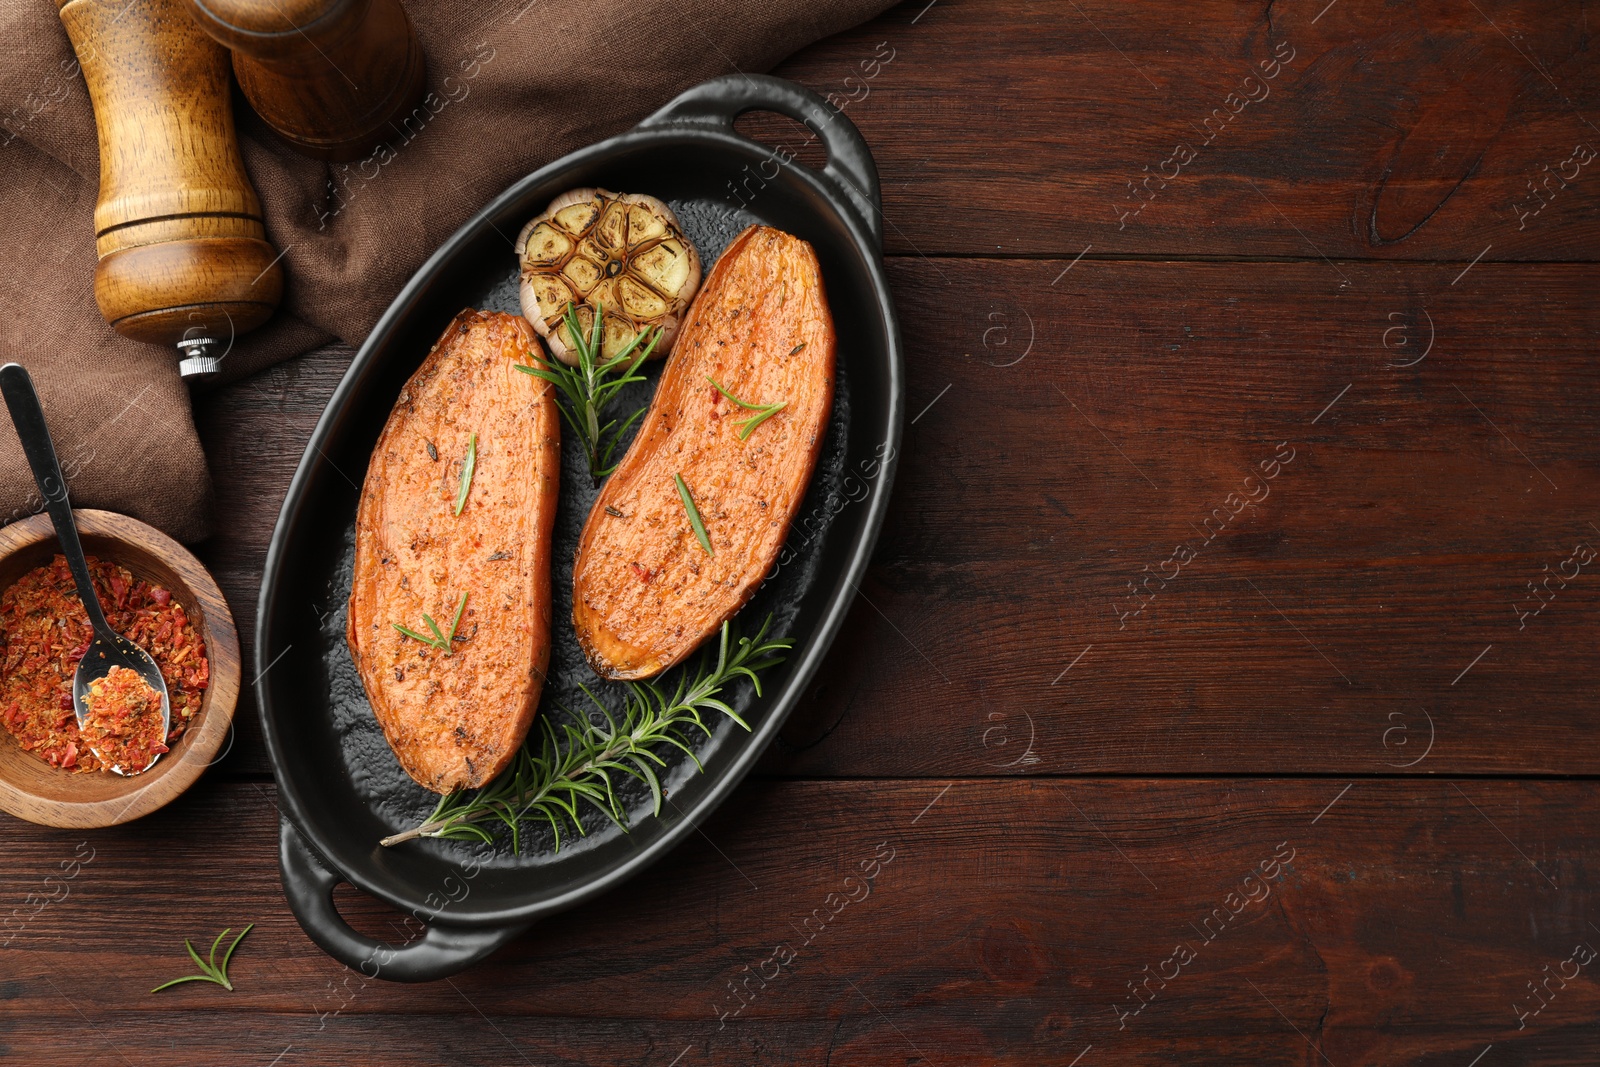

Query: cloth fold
left=0, top=0, right=892, bottom=542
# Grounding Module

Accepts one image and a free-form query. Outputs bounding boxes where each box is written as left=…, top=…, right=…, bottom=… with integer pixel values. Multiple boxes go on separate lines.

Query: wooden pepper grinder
left=58, top=0, right=284, bottom=380
left=181, top=0, right=426, bottom=162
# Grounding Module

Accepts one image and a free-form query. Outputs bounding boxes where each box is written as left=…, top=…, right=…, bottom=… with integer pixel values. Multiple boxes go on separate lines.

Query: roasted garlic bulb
left=516, top=188, right=701, bottom=366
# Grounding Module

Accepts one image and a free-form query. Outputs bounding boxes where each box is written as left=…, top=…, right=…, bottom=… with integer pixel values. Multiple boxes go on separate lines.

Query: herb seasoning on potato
left=572, top=225, right=835, bottom=679
left=347, top=310, right=560, bottom=793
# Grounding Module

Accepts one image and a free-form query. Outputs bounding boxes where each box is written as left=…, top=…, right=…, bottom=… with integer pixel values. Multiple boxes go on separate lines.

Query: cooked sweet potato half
left=347, top=310, right=560, bottom=793
left=573, top=225, right=835, bottom=679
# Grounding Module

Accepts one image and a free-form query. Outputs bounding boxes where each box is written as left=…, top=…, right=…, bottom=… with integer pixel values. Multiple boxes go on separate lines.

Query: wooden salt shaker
left=57, top=0, right=284, bottom=379
left=182, top=0, right=426, bottom=162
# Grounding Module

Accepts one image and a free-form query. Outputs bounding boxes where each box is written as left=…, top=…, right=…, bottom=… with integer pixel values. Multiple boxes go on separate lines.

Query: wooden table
left=7, top=0, right=1600, bottom=1062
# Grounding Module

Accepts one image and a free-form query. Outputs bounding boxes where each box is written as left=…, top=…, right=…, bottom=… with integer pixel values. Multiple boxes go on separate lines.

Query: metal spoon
left=0, top=363, right=171, bottom=775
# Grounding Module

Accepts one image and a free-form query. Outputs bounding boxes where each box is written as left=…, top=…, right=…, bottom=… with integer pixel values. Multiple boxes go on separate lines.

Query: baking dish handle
left=279, top=817, right=528, bottom=982
left=639, top=73, right=884, bottom=252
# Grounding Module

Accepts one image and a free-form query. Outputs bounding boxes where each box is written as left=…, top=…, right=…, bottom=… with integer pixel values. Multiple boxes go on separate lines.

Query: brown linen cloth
left=0, top=0, right=892, bottom=542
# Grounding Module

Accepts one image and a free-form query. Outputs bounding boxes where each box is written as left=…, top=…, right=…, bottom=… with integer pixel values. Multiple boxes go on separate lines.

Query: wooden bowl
left=0, top=509, right=240, bottom=828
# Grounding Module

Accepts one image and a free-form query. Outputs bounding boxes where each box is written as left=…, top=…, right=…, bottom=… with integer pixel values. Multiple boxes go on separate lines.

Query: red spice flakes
left=79, top=665, right=166, bottom=773
left=0, top=556, right=209, bottom=774
left=630, top=562, right=653, bottom=583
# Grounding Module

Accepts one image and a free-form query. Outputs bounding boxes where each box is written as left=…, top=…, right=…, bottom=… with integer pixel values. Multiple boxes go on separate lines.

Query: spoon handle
left=0, top=364, right=115, bottom=638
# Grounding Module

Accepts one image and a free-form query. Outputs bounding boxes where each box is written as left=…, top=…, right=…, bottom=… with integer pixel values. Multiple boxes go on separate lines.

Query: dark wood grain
left=12, top=0, right=1599, bottom=1061
left=750, top=0, right=1600, bottom=260
left=3, top=779, right=1598, bottom=1065
left=770, top=258, right=1600, bottom=777
left=193, top=348, right=351, bottom=775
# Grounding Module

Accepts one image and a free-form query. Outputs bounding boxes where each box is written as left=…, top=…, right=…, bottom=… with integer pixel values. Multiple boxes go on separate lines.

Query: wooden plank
left=773, top=258, right=1600, bottom=775
left=1, top=778, right=1597, bottom=1065
left=192, top=350, right=355, bottom=776
left=749, top=0, right=1600, bottom=259
left=195, top=261, right=1600, bottom=777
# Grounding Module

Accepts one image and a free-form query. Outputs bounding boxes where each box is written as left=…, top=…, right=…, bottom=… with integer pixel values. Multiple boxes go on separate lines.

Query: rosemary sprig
left=393, top=592, right=469, bottom=654
left=515, top=303, right=658, bottom=480
left=708, top=377, right=787, bottom=441
left=454, top=433, right=477, bottom=516
left=674, top=473, right=713, bottom=556
left=380, top=617, right=790, bottom=851
left=150, top=924, right=253, bottom=993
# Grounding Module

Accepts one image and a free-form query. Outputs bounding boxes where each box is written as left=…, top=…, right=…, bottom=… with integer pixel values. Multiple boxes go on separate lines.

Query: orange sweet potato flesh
left=573, top=225, right=836, bottom=679
left=347, top=310, right=560, bottom=793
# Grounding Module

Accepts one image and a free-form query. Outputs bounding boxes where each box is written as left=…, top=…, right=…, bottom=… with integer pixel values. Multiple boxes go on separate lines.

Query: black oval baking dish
left=256, top=74, right=903, bottom=981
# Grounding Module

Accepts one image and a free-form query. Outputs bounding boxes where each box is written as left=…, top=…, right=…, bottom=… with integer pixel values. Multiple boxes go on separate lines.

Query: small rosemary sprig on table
left=515, top=303, right=658, bottom=480
left=380, top=617, right=790, bottom=851
left=708, top=377, right=787, bottom=440
left=393, top=592, right=468, bottom=655
left=150, top=924, right=253, bottom=993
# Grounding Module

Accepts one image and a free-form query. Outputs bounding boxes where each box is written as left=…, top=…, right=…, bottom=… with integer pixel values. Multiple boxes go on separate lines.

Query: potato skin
left=573, top=226, right=836, bottom=679
left=347, top=310, right=559, bottom=793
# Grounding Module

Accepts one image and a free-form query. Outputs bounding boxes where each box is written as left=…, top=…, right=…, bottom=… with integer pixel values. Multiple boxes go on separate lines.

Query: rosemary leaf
left=449, top=591, right=469, bottom=645
left=185, top=938, right=210, bottom=976
left=734, top=405, right=784, bottom=441
left=392, top=623, right=437, bottom=648
left=219, top=924, right=253, bottom=977
left=454, top=433, right=477, bottom=516
left=674, top=473, right=713, bottom=556
left=707, top=377, right=787, bottom=441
